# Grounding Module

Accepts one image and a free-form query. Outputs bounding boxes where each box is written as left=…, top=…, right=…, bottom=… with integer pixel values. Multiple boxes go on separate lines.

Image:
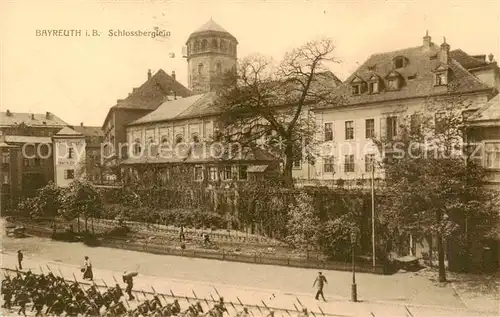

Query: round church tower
left=186, top=19, right=238, bottom=94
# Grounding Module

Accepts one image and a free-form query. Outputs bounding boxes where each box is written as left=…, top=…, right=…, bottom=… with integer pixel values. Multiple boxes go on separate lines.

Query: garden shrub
left=82, top=232, right=100, bottom=247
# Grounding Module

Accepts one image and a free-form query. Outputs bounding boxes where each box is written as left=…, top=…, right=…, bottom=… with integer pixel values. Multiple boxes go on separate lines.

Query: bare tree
left=216, top=38, right=343, bottom=187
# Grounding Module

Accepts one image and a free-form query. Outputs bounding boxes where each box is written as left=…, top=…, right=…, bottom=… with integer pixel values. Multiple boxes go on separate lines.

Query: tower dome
left=185, top=19, right=238, bottom=94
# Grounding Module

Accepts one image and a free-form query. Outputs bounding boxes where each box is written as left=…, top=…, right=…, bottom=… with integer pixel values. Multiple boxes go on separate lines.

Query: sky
left=1, top=0, right=499, bottom=127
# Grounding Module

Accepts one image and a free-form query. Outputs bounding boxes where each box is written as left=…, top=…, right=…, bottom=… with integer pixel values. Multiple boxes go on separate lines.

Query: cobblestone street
left=1, top=221, right=498, bottom=316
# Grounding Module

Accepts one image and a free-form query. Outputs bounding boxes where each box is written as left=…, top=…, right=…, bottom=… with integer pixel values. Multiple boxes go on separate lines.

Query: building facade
left=101, top=69, right=192, bottom=171
left=185, top=19, right=238, bottom=94
left=70, top=123, right=105, bottom=183
left=0, top=111, right=69, bottom=196
left=308, top=33, right=498, bottom=186
left=52, top=127, right=87, bottom=188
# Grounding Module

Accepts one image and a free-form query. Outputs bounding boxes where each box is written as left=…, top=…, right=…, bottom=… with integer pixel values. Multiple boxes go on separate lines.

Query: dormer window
left=352, top=85, right=361, bottom=95
left=387, top=79, right=398, bottom=90
left=435, top=72, right=448, bottom=86
left=350, top=75, right=365, bottom=95
left=393, top=56, right=408, bottom=69
left=433, top=65, right=449, bottom=86
left=385, top=71, right=401, bottom=91
left=367, top=74, right=380, bottom=94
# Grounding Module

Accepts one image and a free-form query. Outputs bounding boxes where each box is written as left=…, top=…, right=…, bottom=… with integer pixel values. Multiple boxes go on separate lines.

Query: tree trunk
left=437, top=233, right=446, bottom=282
left=77, top=216, right=80, bottom=232
left=283, top=142, right=294, bottom=188
left=52, top=218, right=56, bottom=235
left=85, top=217, right=88, bottom=232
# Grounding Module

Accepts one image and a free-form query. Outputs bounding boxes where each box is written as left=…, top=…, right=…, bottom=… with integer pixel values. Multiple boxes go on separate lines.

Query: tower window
left=211, top=39, right=218, bottom=49
left=201, top=39, right=208, bottom=51
left=194, top=41, right=200, bottom=52
left=216, top=62, right=222, bottom=75
left=220, top=40, right=227, bottom=52
left=198, top=63, right=204, bottom=75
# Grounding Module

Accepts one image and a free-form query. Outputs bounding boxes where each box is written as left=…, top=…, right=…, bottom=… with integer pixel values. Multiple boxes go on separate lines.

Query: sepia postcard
left=0, top=1, right=499, bottom=316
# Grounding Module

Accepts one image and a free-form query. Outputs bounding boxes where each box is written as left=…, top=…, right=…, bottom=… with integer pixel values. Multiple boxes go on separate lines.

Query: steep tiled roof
left=187, top=19, right=236, bottom=42
left=55, top=126, right=83, bottom=136
left=5, top=136, right=52, bottom=144
left=0, top=111, right=68, bottom=128
left=450, top=49, right=489, bottom=69
left=469, top=94, right=500, bottom=122
left=129, top=93, right=215, bottom=125
left=121, top=142, right=276, bottom=165
left=315, top=42, right=492, bottom=109
left=113, top=69, right=192, bottom=110
left=71, top=125, right=103, bottom=137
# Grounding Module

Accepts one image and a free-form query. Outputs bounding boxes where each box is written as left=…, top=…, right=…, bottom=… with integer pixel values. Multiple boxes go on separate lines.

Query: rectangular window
left=208, top=166, right=217, bottom=181
left=2, top=174, right=9, bottom=184
left=387, top=79, right=398, bottom=90
left=365, top=154, right=375, bottom=172
left=1, top=154, right=9, bottom=164
left=323, top=156, right=335, bottom=173
left=386, top=116, right=398, bottom=140
left=239, top=165, right=248, bottom=180
left=68, top=147, right=74, bottom=159
left=435, top=73, right=447, bottom=86
left=223, top=166, right=232, bottom=180
left=485, top=142, right=500, bottom=169
left=344, top=155, right=355, bottom=173
left=369, top=82, right=379, bottom=94
left=410, top=114, right=422, bottom=135
left=34, top=158, right=41, bottom=166
left=365, top=119, right=375, bottom=139
left=64, top=169, right=75, bottom=180
left=194, top=166, right=204, bottom=181
left=345, top=121, right=354, bottom=140
left=352, top=85, right=360, bottom=95
left=293, top=159, right=301, bottom=169
left=435, top=112, right=446, bottom=134
left=324, top=122, right=333, bottom=141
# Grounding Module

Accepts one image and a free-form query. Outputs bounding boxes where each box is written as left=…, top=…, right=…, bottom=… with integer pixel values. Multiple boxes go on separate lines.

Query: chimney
left=31, top=114, right=35, bottom=120
left=171, top=71, right=176, bottom=81
left=6, top=110, right=11, bottom=116
left=423, top=30, right=432, bottom=49
left=80, top=122, right=83, bottom=127
left=439, top=37, right=450, bottom=65
left=45, top=111, right=51, bottom=119
left=147, top=69, right=152, bottom=80
left=489, top=53, right=495, bottom=62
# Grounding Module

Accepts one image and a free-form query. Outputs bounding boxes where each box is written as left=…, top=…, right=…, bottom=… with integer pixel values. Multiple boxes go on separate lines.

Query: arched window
left=175, top=134, right=184, bottom=144
left=211, top=38, right=218, bottom=49
left=133, top=138, right=142, bottom=155
left=198, top=63, right=204, bottom=75
left=201, top=39, right=208, bottom=51
left=161, top=135, right=169, bottom=144
left=194, top=40, right=200, bottom=52
left=216, top=62, right=222, bottom=75
left=191, top=133, right=200, bottom=143
left=220, top=40, right=227, bottom=52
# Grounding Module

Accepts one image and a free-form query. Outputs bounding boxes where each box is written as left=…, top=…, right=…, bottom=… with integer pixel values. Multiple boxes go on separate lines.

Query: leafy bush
left=51, top=231, right=78, bottom=242
left=103, top=225, right=130, bottom=237
left=82, top=232, right=100, bottom=247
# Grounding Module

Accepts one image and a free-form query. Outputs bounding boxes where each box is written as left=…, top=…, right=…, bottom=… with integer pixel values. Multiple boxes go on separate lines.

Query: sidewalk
left=0, top=252, right=493, bottom=317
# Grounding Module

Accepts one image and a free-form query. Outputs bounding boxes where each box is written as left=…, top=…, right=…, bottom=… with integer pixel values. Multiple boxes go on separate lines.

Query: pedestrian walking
left=122, top=271, right=137, bottom=300
left=312, top=271, right=327, bottom=301
left=17, top=250, right=23, bottom=270
left=82, top=256, right=93, bottom=280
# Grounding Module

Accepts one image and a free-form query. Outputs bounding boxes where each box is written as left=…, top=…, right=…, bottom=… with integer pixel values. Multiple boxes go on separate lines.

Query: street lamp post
left=351, top=230, right=358, bottom=302
left=371, top=159, right=376, bottom=269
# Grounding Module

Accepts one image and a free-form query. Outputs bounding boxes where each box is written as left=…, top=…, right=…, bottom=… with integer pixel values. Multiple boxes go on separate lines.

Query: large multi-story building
left=308, top=33, right=499, bottom=186
left=101, top=69, right=192, bottom=171
left=70, top=123, right=105, bottom=183
left=0, top=111, right=69, bottom=196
